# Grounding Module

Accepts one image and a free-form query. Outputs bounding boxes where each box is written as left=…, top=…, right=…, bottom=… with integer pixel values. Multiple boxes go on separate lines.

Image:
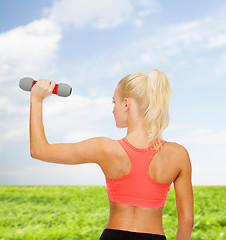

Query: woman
left=30, top=69, right=194, bottom=240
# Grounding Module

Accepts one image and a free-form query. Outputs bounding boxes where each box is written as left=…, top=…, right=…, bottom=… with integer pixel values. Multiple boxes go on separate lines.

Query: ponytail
left=144, top=69, right=171, bottom=144
left=117, top=69, right=171, bottom=146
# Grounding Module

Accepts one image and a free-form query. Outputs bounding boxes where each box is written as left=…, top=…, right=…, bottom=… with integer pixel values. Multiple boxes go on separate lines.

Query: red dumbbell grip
left=32, top=80, right=59, bottom=95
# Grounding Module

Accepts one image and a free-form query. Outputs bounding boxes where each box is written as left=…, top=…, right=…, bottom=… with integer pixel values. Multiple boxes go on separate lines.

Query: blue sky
left=0, top=0, right=226, bottom=186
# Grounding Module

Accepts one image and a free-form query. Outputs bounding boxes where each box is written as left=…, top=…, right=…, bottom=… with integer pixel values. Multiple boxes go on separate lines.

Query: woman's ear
left=124, top=98, right=129, bottom=109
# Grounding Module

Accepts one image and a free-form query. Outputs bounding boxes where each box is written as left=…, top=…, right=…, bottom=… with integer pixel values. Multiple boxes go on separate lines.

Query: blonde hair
left=117, top=69, right=171, bottom=145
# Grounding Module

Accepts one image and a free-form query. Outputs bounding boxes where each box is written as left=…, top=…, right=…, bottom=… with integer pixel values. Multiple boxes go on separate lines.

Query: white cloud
left=47, top=0, right=133, bottom=29
left=165, top=123, right=226, bottom=146
left=172, top=130, right=226, bottom=144
left=65, top=9, right=226, bottom=86
left=167, top=123, right=196, bottom=130
left=0, top=0, right=160, bottom=84
left=133, top=19, right=143, bottom=27
left=134, top=0, right=160, bottom=15
left=42, top=94, right=113, bottom=141
left=192, top=164, right=226, bottom=185
left=0, top=92, right=113, bottom=148
left=0, top=164, right=105, bottom=185
left=205, top=33, right=226, bottom=48
left=45, top=0, right=159, bottom=30
left=0, top=18, right=62, bottom=82
left=191, top=129, right=213, bottom=136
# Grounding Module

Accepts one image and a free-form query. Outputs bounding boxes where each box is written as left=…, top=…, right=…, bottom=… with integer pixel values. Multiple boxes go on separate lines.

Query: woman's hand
left=30, top=79, right=56, bottom=102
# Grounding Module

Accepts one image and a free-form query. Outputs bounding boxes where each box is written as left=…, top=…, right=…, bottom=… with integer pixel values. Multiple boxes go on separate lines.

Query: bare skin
left=30, top=80, right=194, bottom=239
left=99, top=137, right=185, bottom=236
left=98, top=85, right=194, bottom=237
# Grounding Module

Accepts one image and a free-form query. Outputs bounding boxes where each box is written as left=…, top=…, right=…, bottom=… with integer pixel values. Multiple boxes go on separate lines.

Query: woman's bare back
left=99, top=137, right=184, bottom=235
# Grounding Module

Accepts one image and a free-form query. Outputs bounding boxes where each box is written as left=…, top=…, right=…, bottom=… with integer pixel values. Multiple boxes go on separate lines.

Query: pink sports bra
left=105, top=137, right=172, bottom=208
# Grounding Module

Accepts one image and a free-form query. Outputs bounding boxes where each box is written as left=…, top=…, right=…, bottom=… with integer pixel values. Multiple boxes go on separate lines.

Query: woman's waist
left=106, top=215, right=165, bottom=236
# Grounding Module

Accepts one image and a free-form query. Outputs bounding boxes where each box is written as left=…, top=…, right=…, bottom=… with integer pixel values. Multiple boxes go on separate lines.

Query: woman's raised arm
left=29, top=79, right=108, bottom=165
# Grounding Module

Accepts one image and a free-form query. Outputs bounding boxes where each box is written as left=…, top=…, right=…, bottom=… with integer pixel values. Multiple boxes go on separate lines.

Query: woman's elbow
left=179, top=217, right=194, bottom=227
left=30, top=144, right=50, bottom=160
left=30, top=148, right=44, bottom=160
left=30, top=149, right=38, bottom=159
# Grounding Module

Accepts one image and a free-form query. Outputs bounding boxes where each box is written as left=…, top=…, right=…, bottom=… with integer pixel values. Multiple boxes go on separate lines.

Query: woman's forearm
left=175, top=220, right=193, bottom=240
left=29, top=97, right=49, bottom=158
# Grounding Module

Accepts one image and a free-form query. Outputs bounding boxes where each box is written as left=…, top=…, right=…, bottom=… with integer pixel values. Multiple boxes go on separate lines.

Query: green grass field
left=0, top=186, right=225, bottom=240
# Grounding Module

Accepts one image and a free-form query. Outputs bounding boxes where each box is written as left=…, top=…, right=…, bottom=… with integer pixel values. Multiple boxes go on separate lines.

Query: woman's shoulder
left=164, top=141, right=191, bottom=171
left=164, top=141, right=190, bottom=158
left=94, top=137, right=119, bottom=154
left=99, top=137, right=120, bottom=151
left=164, top=140, right=188, bottom=152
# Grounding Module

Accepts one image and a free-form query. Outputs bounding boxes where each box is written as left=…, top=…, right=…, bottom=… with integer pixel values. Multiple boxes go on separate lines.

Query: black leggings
left=99, top=228, right=167, bottom=240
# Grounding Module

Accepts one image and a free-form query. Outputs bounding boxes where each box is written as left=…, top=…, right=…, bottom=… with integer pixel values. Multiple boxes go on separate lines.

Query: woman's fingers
left=49, top=80, right=56, bottom=92
left=31, top=79, right=56, bottom=101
